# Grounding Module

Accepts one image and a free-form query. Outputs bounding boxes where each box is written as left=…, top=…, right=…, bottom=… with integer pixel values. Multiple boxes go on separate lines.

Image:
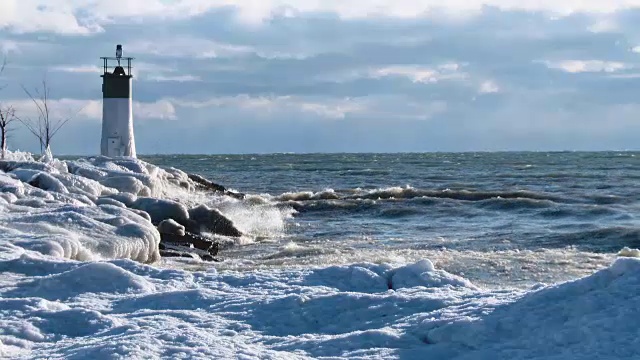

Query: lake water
left=143, top=152, right=639, bottom=287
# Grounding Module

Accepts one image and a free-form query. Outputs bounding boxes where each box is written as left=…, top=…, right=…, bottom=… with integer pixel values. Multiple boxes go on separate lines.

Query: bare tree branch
left=0, top=57, right=6, bottom=92
left=0, top=105, right=17, bottom=159
left=18, top=75, right=81, bottom=156
left=0, top=55, right=14, bottom=158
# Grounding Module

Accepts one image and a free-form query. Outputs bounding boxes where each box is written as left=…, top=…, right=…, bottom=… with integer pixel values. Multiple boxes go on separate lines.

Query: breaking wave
left=270, top=186, right=570, bottom=204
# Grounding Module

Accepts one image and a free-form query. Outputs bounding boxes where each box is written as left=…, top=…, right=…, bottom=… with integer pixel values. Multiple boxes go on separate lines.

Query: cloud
left=0, top=1, right=101, bottom=34
left=4, top=2, right=640, bottom=153
left=4, top=98, right=176, bottom=122
left=128, top=38, right=253, bottom=59
left=174, top=95, right=365, bottom=120
left=146, top=75, right=202, bottom=83
left=134, top=100, right=177, bottom=120
left=542, top=60, right=630, bottom=73
left=369, top=64, right=466, bottom=83
left=479, top=80, right=500, bottom=93
left=3, top=1, right=640, bottom=36
left=51, top=65, right=102, bottom=74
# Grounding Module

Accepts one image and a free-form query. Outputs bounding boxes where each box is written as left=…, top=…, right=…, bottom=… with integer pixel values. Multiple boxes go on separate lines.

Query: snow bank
left=411, top=257, right=640, bottom=359
left=1, top=256, right=638, bottom=358
left=389, top=259, right=478, bottom=290
left=1, top=204, right=160, bottom=263
left=0, top=152, right=260, bottom=263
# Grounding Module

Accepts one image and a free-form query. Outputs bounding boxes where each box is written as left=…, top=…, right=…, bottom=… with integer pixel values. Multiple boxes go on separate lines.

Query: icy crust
left=0, top=153, right=235, bottom=263
left=1, top=256, right=639, bottom=359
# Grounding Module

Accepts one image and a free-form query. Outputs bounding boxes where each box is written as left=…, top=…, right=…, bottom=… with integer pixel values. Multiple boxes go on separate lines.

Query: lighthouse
left=100, top=44, right=136, bottom=158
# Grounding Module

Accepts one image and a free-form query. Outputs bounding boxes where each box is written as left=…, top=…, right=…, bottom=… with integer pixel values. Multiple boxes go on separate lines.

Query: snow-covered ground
left=1, top=152, right=639, bottom=359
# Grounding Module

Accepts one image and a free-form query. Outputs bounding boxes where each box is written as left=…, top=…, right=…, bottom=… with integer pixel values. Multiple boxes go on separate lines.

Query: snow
left=1, top=253, right=640, bottom=359
left=158, top=218, right=186, bottom=236
left=1, top=150, right=639, bottom=359
left=0, top=151, right=216, bottom=263
left=618, top=247, right=640, bottom=258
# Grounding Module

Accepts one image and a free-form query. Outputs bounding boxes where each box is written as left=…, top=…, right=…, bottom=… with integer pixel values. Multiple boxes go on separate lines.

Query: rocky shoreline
left=0, top=154, right=246, bottom=263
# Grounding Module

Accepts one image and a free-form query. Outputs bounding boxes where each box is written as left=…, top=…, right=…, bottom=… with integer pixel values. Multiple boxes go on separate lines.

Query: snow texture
left=0, top=151, right=244, bottom=264
left=1, top=253, right=640, bottom=359
left=1, top=150, right=639, bottom=359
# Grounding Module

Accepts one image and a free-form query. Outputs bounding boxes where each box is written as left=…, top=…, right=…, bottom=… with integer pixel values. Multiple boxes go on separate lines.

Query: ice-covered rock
left=104, top=192, right=137, bottom=207
left=100, top=175, right=151, bottom=196
left=3, top=203, right=161, bottom=263
left=0, top=150, right=266, bottom=264
left=389, top=259, right=478, bottom=290
left=188, top=204, right=242, bottom=237
left=95, top=197, right=126, bottom=208
left=0, top=152, right=250, bottom=263
left=158, top=219, right=186, bottom=237
left=28, top=173, right=69, bottom=194
left=131, top=197, right=190, bottom=225
left=53, top=172, right=115, bottom=198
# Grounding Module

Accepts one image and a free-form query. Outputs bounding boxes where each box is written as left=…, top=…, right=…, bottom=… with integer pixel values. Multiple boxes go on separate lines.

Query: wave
left=476, top=197, right=556, bottom=211
left=539, top=226, right=640, bottom=251
left=276, top=189, right=340, bottom=202
left=283, top=199, right=377, bottom=214
left=377, top=207, right=425, bottom=218
left=351, top=187, right=568, bottom=203
left=271, top=186, right=568, bottom=204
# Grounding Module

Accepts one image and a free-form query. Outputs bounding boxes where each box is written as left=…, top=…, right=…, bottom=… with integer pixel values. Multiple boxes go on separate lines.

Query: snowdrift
left=1, top=253, right=638, bottom=359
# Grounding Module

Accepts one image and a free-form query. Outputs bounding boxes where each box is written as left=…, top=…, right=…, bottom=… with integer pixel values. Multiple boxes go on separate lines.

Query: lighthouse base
left=101, top=98, right=136, bottom=158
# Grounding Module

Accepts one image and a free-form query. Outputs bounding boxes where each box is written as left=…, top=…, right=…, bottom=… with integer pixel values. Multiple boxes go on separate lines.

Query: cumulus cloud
left=128, top=38, right=253, bottom=59
left=51, top=65, right=102, bottom=74
left=146, top=75, right=202, bottom=83
left=3, top=1, right=640, bottom=35
left=3, top=1, right=640, bottom=153
left=5, top=98, right=176, bottom=122
left=174, top=95, right=365, bottom=119
left=542, top=60, right=630, bottom=73
left=370, top=64, right=466, bottom=84
left=479, top=80, right=500, bottom=94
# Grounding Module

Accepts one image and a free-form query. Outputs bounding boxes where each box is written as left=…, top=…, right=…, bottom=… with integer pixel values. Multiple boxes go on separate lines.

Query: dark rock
left=158, top=243, right=220, bottom=262
left=0, top=161, right=11, bottom=172
left=160, top=231, right=219, bottom=256
left=159, top=247, right=197, bottom=260
left=159, top=247, right=221, bottom=262
left=188, top=173, right=245, bottom=199
left=188, top=204, right=243, bottom=237
left=188, top=173, right=226, bottom=191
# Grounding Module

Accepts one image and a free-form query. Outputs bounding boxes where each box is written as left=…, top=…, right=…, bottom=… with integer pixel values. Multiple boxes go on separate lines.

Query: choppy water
left=142, top=152, right=640, bottom=287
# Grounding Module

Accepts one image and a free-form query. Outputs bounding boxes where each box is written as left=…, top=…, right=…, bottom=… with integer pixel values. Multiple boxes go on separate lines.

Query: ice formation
left=1, top=150, right=639, bottom=359
left=0, top=151, right=243, bottom=263
left=1, top=252, right=639, bottom=358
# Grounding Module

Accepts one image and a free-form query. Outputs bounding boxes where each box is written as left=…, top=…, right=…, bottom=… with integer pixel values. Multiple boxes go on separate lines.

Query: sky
left=1, top=1, right=640, bottom=154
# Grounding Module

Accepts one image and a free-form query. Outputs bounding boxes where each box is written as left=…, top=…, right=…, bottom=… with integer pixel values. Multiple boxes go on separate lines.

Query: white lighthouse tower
left=100, top=44, right=136, bottom=158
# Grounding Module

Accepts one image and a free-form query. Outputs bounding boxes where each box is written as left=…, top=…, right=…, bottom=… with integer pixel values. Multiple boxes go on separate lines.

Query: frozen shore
left=1, top=152, right=638, bottom=359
